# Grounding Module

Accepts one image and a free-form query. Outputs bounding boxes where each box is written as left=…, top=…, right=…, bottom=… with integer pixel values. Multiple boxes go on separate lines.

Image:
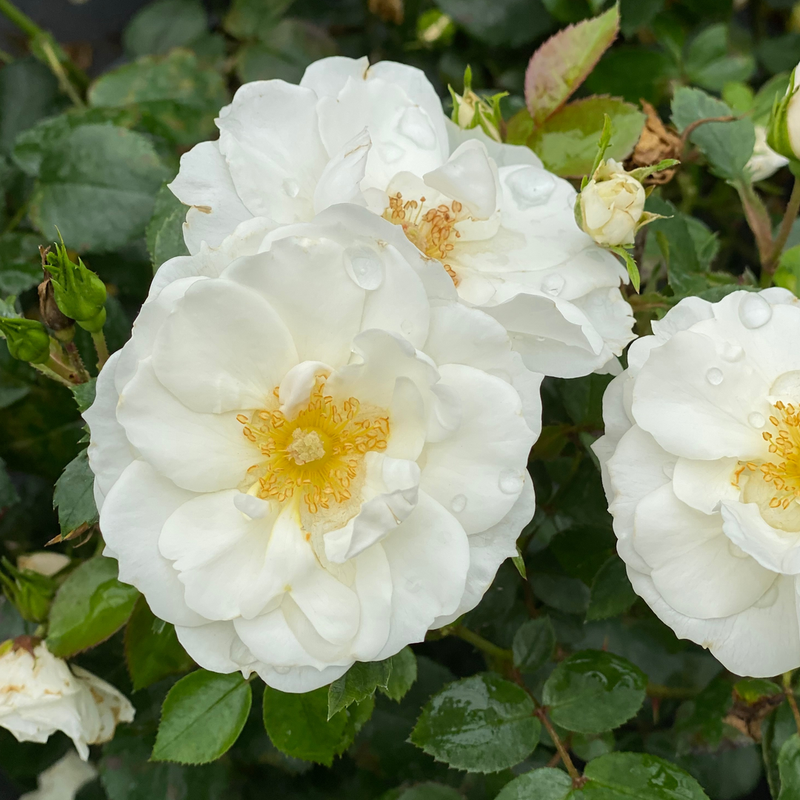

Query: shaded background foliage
left=0, top=0, right=799, bottom=799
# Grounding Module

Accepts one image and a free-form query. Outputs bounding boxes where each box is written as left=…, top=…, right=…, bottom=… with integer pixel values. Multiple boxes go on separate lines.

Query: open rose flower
left=169, top=56, right=634, bottom=378
left=0, top=640, right=134, bottom=759
left=594, top=289, right=800, bottom=676
left=86, top=207, right=540, bottom=692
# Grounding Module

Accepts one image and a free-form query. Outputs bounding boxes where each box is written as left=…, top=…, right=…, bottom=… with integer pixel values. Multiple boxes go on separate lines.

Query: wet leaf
left=586, top=556, right=637, bottom=621
left=512, top=617, right=555, bottom=673
left=52, top=448, right=98, bottom=537
left=410, top=673, right=541, bottom=772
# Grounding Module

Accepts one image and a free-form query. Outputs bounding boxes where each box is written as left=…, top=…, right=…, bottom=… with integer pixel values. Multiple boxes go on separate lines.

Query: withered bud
left=626, top=101, right=682, bottom=185
left=38, top=273, right=75, bottom=335
left=369, top=0, right=404, bottom=24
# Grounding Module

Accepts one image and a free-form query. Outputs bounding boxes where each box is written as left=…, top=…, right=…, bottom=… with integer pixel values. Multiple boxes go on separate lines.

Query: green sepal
left=583, top=113, right=614, bottom=190
left=45, top=239, right=107, bottom=329
left=512, top=546, right=527, bottom=579
left=767, top=67, right=800, bottom=162
left=449, top=65, right=506, bottom=143
left=0, top=316, right=51, bottom=363
left=609, top=245, right=641, bottom=292
left=0, top=557, right=57, bottom=623
left=628, top=158, right=681, bottom=182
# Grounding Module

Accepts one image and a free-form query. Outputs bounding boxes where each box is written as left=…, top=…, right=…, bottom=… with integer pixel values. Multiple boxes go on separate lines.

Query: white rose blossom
left=593, top=289, right=800, bottom=677
left=0, top=641, right=134, bottom=760
left=578, top=159, right=646, bottom=248
left=86, top=206, right=540, bottom=693
left=168, top=56, right=635, bottom=378
left=20, top=751, right=97, bottom=800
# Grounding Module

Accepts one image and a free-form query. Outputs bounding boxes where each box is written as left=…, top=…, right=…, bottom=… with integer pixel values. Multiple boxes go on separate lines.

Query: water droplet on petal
left=273, top=666, right=290, bottom=674
left=720, top=342, right=744, bottom=362
left=754, top=582, right=779, bottom=608
left=400, top=319, right=415, bottom=336
left=451, top=494, right=467, bottom=513
left=727, top=541, right=749, bottom=558
left=706, top=367, right=724, bottom=386
left=345, top=247, right=384, bottom=290
left=282, top=179, right=300, bottom=198
left=541, top=274, right=565, bottom=297
left=504, top=166, right=556, bottom=210
left=398, top=106, right=437, bottom=150
left=748, top=412, right=765, bottom=429
left=662, top=462, right=675, bottom=479
left=738, top=293, right=773, bottom=329
left=499, top=469, right=523, bottom=495
left=379, top=142, right=404, bottom=164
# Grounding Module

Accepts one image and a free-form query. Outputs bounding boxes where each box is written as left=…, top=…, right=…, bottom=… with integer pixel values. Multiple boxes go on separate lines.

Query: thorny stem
left=763, top=177, right=800, bottom=281
left=91, top=330, right=109, bottom=371
left=0, top=0, right=88, bottom=101
left=34, top=358, right=73, bottom=388
left=535, top=706, right=585, bottom=787
left=449, top=625, right=513, bottom=662
left=63, top=340, right=89, bottom=383
left=783, top=672, right=800, bottom=735
left=737, top=182, right=775, bottom=274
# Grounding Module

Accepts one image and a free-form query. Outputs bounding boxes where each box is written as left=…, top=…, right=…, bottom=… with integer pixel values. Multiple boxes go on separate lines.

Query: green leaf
left=46, top=556, right=139, bottom=657
left=28, top=123, right=170, bottom=253
left=584, top=752, right=710, bottom=799
left=263, top=685, right=357, bottom=766
left=774, top=244, right=800, bottom=295
left=410, top=673, right=540, bottom=772
left=224, top=0, right=296, bottom=41
left=528, top=97, right=645, bottom=178
left=512, top=617, right=555, bottom=673
left=525, top=5, right=619, bottom=127
left=382, top=647, right=418, bottom=702
left=123, top=0, right=208, bottom=57
left=495, top=768, right=573, bottom=800
left=671, top=87, right=755, bottom=182
left=0, top=232, right=45, bottom=296
left=234, top=21, right=337, bottom=85
left=586, top=555, right=637, bottom=621
left=571, top=730, right=615, bottom=762
left=328, top=659, right=393, bottom=718
left=684, top=24, right=755, bottom=92
left=70, top=378, right=96, bottom=414
left=619, top=0, right=663, bottom=36
left=53, top=448, right=98, bottom=537
left=0, top=57, right=61, bottom=155
left=89, top=50, right=228, bottom=147
left=434, top=0, right=553, bottom=48
left=390, top=785, right=463, bottom=800
left=530, top=572, right=590, bottom=614
left=153, top=670, right=252, bottom=764
left=125, top=597, right=194, bottom=691
left=733, top=677, right=781, bottom=704
left=147, top=183, right=189, bottom=271
left=764, top=703, right=798, bottom=797
left=543, top=650, right=647, bottom=734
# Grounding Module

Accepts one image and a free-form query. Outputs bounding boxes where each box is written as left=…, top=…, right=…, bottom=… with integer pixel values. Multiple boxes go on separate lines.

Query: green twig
left=91, top=330, right=109, bottom=371
left=763, top=177, right=800, bottom=283
left=448, top=625, right=513, bottom=662
left=535, top=706, right=585, bottom=787
left=646, top=683, right=698, bottom=700
left=783, top=672, right=800, bottom=735
left=33, top=358, right=73, bottom=388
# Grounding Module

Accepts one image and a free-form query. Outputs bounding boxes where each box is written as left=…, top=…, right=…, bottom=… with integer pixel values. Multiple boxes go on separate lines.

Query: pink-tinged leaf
left=525, top=4, right=620, bottom=128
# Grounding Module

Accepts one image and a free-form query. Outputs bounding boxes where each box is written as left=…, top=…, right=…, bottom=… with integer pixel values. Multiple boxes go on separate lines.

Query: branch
left=680, top=115, right=738, bottom=148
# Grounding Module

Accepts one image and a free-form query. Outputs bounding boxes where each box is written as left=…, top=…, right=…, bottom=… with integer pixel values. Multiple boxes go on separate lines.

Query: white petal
left=633, top=484, right=775, bottom=619
left=168, top=141, right=253, bottom=253
left=100, top=460, right=204, bottom=627
left=152, top=277, right=299, bottom=413
left=672, top=457, right=741, bottom=514
left=721, top=501, right=800, bottom=575
left=376, top=491, right=469, bottom=659
left=420, top=364, right=535, bottom=534
left=175, top=620, right=258, bottom=675
left=424, top=140, right=498, bottom=219
left=117, top=359, right=255, bottom=493
left=313, top=128, right=371, bottom=213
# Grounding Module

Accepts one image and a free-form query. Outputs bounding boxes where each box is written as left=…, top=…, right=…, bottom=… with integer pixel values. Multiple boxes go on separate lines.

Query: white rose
left=767, top=63, right=800, bottom=161
left=593, top=289, right=800, bottom=677
left=0, top=641, right=134, bottom=759
left=20, top=751, right=97, bottom=800
left=747, top=125, right=789, bottom=182
left=86, top=206, right=540, bottom=693
left=168, top=56, right=634, bottom=379
left=578, top=159, right=645, bottom=248
left=17, top=552, right=70, bottom=577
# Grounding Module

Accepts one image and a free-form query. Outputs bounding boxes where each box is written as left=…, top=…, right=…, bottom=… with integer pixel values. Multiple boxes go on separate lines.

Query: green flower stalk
left=45, top=240, right=107, bottom=333
left=0, top=316, right=51, bottom=363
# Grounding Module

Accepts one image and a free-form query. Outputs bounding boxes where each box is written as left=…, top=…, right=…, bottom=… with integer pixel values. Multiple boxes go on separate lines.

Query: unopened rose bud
left=767, top=62, right=800, bottom=162
left=45, top=242, right=107, bottom=333
left=0, top=557, right=57, bottom=623
left=449, top=66, right=505, bottom=143
left=38, top=275, right=75, bottom=337
left=577, top=159, right=646, bottom=248
left=0, top=316, right=51, bottom=364
left=748, top=125, right=789, bottom=182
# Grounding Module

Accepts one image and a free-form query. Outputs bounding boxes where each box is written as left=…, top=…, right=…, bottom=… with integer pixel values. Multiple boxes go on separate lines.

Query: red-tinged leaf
left=525, top=4, right=620, bottom=128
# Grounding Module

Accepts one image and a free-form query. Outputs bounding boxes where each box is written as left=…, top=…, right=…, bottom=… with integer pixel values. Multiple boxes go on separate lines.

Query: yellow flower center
left=732, top=400, right=800, bottom=529
left=237, top=376, right=390, bottom=515
left=383, top=192, right=464, bottom=285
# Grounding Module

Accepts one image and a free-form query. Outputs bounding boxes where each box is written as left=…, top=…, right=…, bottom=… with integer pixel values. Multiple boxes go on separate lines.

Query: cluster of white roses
left=85, top=56, right=636, bottom=692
